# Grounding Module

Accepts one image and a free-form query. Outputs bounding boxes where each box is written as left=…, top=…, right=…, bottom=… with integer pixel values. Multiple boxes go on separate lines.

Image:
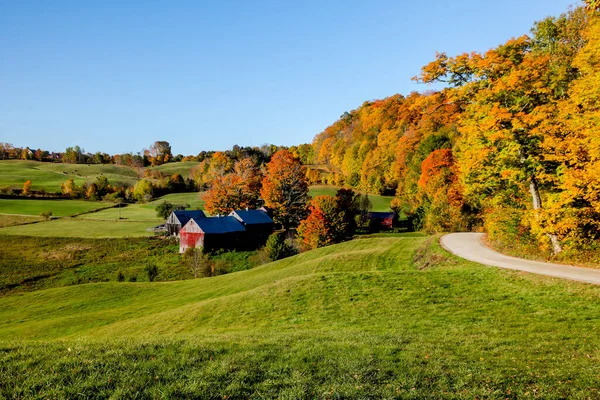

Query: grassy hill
left=147, top=161, right=201, bottom=177
left=0, top=160, right=141, bottom=192
left=1, top=236, right=600, bottom=397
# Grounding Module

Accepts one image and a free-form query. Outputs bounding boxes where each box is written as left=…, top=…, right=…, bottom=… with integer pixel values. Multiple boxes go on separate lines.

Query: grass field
left=308, top=185, right=394, bottom=212
left=0, top=198, right=109, bottom=217
left=2, top=236, right=600, bottom=397
left=0, top=214, right=42, bottom=228
left=0, top=218, right=154, bottom=238
left=0, top=160, right=141, bottom=192
left=147, top=161, right=201, bottom=177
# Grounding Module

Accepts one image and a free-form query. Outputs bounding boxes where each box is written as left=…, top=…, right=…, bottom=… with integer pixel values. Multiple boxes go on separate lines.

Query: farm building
left=166, top=210, right=206, bottom=237
left=368, top=212, right=396, bottom=230
left=229, top=209, right=274, bottom=246
left=179, top=216, right=246, bottom=253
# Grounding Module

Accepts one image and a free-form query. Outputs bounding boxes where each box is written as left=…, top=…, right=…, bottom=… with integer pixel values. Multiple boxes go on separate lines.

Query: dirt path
left=441, top=232, right=600, bottom=285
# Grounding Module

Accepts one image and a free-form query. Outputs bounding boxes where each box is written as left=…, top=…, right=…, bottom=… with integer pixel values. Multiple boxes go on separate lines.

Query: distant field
left=0, top=160, right=141, bottom=192
left=148, top=161, right=201, bottom=178
left=0, top=198, right=109, bottom=217
left=0, top=219, right=153, bottom=238
left=150, top=192, right=205, bottom=209
left=308, top=185, right=393, bottom=212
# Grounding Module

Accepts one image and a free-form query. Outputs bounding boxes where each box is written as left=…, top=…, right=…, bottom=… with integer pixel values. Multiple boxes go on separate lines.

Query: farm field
left=0, top=198, right=109, bottom=217
left=0, top=214, right=42, bottom=228
left=2, top=236, right=600, bottom=397
left=147, top=161, right=201, bottom=177
left=308, top=185, right=394, bottom=212
left=0, top=219, right=154, bottom=238
left=0, top=160, right=141, bottom=192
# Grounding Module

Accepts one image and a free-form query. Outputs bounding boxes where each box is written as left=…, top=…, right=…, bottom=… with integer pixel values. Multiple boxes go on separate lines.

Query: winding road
left=441, top=232, right=600, bottom=285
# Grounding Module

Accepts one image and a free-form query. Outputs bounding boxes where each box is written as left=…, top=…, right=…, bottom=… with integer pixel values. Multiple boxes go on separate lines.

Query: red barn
left=368, top=212, right=396, bottom=230
left=179, top=216, right=246, bottom=253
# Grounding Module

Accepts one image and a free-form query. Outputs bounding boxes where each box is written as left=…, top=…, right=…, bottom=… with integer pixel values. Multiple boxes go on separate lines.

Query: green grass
left=0, top=214, right=43, bottom=228
left=2, top=236, right=600, bottom=397
left=309, top=185, right=394, bottom=212
left=147, top=161, right=201, bottom=177
left=0, top=198, right=109, bottom=217
left=150, top=192, right=205, bottom=209
left=0, top=218, right=154, bottom=238
left=0, top=160, right=141, bottom=192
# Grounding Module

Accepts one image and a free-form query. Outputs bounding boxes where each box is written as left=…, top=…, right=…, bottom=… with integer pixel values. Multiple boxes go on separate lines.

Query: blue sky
left=0, top=0, right=579, bottom=155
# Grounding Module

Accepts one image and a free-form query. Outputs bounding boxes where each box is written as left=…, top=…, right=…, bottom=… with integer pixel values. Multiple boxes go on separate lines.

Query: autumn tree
left=133, top=179, right=154, bottom=202
left=22, top=180, right=32, bottom=195
left=297, top=195, right=348, bottom=250
left=202, top=157, right=262, bottom=215
left=61, top=178, right=80, bottom=198
left=145, top=141, right=172, bottom=166
left=260, top=149, right=309, bottom=230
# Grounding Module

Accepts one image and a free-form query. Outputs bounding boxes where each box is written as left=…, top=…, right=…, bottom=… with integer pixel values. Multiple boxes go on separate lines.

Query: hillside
left=2, top=236, right=600, bottom=397
left=0, top=160, right=202, bottom=193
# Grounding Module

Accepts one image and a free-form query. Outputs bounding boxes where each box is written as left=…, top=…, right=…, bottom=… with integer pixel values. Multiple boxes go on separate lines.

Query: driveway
left=441, top=232, right=600, bottom=285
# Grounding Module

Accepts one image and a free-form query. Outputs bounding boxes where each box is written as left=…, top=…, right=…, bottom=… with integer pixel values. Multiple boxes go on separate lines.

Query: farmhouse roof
left=171, top=210, right=206, bottom=225
left=368, top=212, right=396, bottom=219
left=194, top=216, right=246, bottom=234
left=229, top=209, right=274, bottom=225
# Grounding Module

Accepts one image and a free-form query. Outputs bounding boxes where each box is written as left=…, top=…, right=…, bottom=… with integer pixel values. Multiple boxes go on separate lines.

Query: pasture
left=0, top=160, right=140, bottom=192
left=0, top=198, right=109, bottom=217
left=308, top=185, right=394, bottom=212
left=1, top=236, right=600, bottom=397
left=0, top=219, right=154, bottom=238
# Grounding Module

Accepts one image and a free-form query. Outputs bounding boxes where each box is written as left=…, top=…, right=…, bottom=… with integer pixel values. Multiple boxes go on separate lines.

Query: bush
left=116, top=270, right=125, bottom=282
left=128, top=275, right=137, bottom=282
left=145, top=263, right=159, bottom=282
left=40, top=211, right=53, bottom=220
left=156, top=201, right=175, bottom=219
left=265, top=232, right=298, bottom=261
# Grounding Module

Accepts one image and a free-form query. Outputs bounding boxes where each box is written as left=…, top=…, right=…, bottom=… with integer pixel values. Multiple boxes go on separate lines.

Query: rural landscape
left=3, top=0, right=600, bottom=398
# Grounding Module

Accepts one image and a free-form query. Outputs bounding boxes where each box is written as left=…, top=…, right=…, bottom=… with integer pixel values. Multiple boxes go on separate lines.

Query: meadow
left=308, top=185, right=393, bottom=211
left=1, top=236, right=600, bottom=397
left=0, top=198, right=110, bottom=217
left=0, top=160, right=140, bottom=192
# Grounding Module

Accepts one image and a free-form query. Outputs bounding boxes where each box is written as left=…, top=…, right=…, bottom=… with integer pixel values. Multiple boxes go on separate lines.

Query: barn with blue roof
left=229, top=209, right=274, bottom=246
left=166, top=210, right=206, bottom=236
left=179, top=215, right=246, bottom=253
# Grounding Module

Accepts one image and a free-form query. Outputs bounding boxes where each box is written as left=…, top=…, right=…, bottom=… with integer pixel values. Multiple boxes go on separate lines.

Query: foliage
left=39, top=210, right=53, bottom=220
left=22, top=180, right=32, bottom=196
left=297, top=195, right=350, bottom=251
left=155, top=201, right=175, bottom=219
left=261, top=150, right=309, bottom=230
left=144, top=263, right=159, bottom=282
left=133, top=180, right=154, bottom=202
left=264, top=232, right=297, bottom=261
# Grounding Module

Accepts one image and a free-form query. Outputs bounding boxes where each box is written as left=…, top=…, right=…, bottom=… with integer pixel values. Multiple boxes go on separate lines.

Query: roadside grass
left=0, top=214, right=43, bottom=228
left=0, top=236, right=259, bottom=295
left=0, top=160, right=140, bottom=192
left=308, top=185, right=394, bottom=212
left=0, top=219, right=154, bottom=238
left=2, top=237, right=600, bottom=397
left=0, top=198, right=108, bottom=217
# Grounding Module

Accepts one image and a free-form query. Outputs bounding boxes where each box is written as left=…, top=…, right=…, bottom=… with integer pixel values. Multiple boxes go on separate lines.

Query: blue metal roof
left=368, top=212, right=396, bottom=219
left=173, top=210, right=206, bottom=226
left=231, top=209, right=274, bottom=225
left=195, top=216, right=246, bottom=234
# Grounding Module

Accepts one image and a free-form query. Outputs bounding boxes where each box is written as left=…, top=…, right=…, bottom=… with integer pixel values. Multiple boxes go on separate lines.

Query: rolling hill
left=1, top=236, right=600, bottom=397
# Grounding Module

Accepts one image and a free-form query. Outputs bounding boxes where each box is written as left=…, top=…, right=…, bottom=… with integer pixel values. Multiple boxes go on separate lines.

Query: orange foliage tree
left=202, top=158, right=263, bottom=215
left=297, top=195, right=348, bottom=251
left=260, top=149, right=309, bottom=230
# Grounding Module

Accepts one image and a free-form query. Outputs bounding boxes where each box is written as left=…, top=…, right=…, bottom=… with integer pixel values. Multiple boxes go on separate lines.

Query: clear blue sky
left=0, top=0, right=579, bottom=155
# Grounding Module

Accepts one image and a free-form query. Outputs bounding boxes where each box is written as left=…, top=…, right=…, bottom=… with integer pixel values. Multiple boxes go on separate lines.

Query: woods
left=308, top=4, right=600, bottom=257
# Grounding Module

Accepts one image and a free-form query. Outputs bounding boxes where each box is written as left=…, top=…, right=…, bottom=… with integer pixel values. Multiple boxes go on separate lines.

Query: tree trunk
left=529, top=175, right=562, bottom=255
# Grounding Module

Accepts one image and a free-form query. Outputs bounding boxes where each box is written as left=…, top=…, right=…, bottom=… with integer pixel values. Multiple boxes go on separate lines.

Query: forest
left=310, top=3, right=600, bottom=259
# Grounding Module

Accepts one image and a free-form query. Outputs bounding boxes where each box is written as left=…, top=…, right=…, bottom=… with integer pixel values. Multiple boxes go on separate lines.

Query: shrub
left=265, top=232, right=298, bottom=261
left=156, top=201, right=175, bottom=219
left=116, top=270, right=125, bottom=282
left=144, top=263, right=159, bottom=282
left=40, top=211, right=53, bottom=220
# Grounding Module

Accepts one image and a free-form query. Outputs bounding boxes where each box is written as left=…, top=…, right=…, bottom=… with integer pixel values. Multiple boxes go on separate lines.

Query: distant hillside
left=0, top=160, right=201, bottom=193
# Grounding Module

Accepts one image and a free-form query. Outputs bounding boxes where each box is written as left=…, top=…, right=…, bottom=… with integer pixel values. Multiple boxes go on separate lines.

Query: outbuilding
left=368, top=211, right=396, bottom=230
left=166, top=210, right=206, bottom=237
left=229, top=209, right=275, bottom=246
